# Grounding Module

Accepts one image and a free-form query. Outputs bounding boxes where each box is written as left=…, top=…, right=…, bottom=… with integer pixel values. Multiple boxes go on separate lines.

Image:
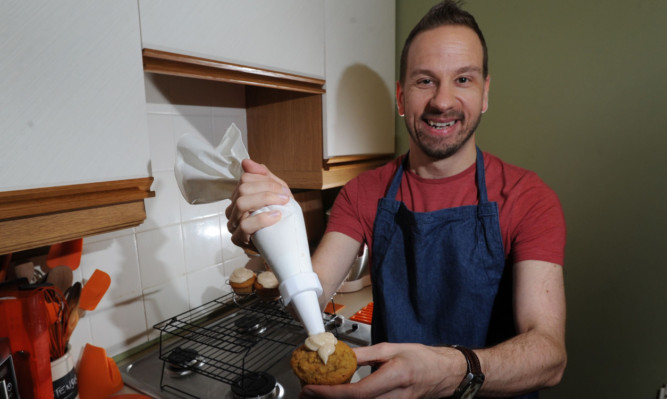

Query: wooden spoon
left=46, top=265, right=73, bottom=295
left=63, top=282, right=82, bottom=345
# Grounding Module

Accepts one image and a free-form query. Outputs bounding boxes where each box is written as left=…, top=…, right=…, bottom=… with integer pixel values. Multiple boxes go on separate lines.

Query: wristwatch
left=450, top=345, right=485, bottom=399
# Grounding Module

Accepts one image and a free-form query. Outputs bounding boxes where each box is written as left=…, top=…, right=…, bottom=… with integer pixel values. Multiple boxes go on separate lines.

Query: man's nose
left=429, top=83, right=456, bottom=111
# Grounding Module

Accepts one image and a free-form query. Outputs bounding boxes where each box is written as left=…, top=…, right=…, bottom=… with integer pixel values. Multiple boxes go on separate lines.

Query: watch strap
left=450, top=345, right=484, bottom=399
left=451, top=345, right=482, bottom=375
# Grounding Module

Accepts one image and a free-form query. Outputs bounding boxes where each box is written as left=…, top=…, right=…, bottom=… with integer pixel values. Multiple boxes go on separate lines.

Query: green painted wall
left=395, top=1, right=667, bottom=397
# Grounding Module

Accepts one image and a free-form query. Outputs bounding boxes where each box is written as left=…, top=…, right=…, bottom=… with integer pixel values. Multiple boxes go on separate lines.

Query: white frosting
left=305, top=332, right=337, bottom=364
left=257, top=271, right=279, bottom=289
left=229, top=267, right=254, bottom=283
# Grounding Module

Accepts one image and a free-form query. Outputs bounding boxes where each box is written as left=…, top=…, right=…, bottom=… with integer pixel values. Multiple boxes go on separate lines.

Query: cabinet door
left=323, top=0, right=396, bottom=158
left=139, top=0, right=325, bottom=78
left=0, top=0, right=150, bottom=191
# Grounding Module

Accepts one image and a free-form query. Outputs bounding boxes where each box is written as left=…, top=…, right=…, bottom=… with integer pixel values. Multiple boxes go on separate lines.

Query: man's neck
left=408, top=139, right=477, bottom=179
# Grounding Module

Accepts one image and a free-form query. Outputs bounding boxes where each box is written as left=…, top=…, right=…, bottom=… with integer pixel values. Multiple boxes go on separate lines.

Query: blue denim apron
left=370, top=147, right=537, bottom=398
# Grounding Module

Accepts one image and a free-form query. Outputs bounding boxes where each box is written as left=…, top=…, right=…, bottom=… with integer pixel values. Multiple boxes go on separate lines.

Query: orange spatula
left=79, top=269, right=111, bottom=311
left=46, top=238, right=83, bottom=270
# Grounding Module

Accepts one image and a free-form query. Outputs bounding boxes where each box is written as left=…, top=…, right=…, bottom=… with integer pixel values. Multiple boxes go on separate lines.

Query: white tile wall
left=69, top=74, right=252, bottom=360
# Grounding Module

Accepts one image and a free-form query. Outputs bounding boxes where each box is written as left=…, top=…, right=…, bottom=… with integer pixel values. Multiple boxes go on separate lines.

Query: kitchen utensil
left=63, top=282, right=82, bottom=345
left=50, top=349, right=78, bottom=399
left=77, top=343, right=123, bottom=399
left=79, top=269, right=110, bottom=311
left=14, top=261, right=36, bottom=283
left=46, top=238, right=83, bottom=270
left=46, top=265, right=73, bottom=295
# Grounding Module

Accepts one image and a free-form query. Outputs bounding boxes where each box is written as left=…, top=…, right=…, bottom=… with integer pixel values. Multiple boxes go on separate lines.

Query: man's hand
left=299, top=342, right=467, bottom=399
left=225, top=159, right=292, bottom=248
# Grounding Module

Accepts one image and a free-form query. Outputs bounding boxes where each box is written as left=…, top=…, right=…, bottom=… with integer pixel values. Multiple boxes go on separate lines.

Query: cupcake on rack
left=253, top=271, right=280, bottom=301
left=228, top=267, right=256, bottom=295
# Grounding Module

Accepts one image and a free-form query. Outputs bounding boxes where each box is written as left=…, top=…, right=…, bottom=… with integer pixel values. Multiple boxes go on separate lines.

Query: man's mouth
left=427, top=120, right=456, bottom=129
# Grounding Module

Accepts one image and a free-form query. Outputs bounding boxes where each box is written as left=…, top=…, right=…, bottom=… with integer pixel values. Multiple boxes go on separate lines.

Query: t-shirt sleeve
left=325, top=178, right=366, bottom=244
left=510, top=174, right=566, bottom=266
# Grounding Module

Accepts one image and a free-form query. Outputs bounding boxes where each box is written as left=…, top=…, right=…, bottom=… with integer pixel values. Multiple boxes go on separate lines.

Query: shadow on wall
left=332, top=64, right=394, bottom=154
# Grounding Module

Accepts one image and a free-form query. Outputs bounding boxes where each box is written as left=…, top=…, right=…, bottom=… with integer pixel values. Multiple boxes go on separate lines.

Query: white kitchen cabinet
left=323, top=0, right=395, bottom=158
left=0, top=0, right=150, bottom=191
left=0, top=0, right=153, bottom=254
left=138, top=0, right=325, bottom=78
left=139, top=1, right=395, bottom=189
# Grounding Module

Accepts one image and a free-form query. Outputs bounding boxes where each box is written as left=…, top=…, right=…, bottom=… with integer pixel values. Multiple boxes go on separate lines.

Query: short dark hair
left=399, top=0, right=488, bottom=84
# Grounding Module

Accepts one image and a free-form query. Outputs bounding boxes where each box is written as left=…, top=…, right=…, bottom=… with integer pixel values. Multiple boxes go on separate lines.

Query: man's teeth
left=428, top=120, right=455, bottom=128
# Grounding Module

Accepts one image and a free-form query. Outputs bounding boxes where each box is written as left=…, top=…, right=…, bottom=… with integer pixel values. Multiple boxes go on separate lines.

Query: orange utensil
left=46, top=238, right=83, bottom=270
left=79, top=269, right=111, bottom=311
left=77, top=343, right=123, bottom=399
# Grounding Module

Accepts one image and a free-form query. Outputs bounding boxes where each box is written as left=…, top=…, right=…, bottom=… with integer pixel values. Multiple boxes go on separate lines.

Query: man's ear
left=481, top=75, right=491, bottom=114
left=396, top=80, right=405, bottom=117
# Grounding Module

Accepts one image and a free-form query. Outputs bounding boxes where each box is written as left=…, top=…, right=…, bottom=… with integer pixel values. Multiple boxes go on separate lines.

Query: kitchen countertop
left=116, top=285, right=373, bottom=397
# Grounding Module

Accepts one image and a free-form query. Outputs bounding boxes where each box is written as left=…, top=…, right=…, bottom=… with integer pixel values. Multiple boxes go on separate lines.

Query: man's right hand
left=225, top=159, right=292, bottom=249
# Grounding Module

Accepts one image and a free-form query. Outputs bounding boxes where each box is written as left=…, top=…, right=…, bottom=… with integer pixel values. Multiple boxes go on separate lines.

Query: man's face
left=397, top=25, right=490, bottom=161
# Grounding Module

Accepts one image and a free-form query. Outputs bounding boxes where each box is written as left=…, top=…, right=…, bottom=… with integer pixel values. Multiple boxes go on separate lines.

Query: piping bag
left=174, top=124, right=325, bottom=336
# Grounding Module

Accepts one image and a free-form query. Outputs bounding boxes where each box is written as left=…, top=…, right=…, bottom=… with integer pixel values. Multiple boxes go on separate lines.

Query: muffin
left=254, top=271, right=280, bottom=301
left=229, top=267, right=256, bottom=295
left=290, top=334, right=357, bottom=386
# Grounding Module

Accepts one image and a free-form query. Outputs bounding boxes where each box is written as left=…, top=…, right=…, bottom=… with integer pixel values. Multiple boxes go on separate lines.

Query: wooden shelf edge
left=322, top=158, right=392, bottom=189
left=324, top=153, right=394, bottom=168
left=0, top=177, right=155, bottom=220
left=143, top=49, right=325, bottom=94
left=0, top=177, right=154, bottom=255
left=277, top=157, right=393, bottom=190
left=0, top=202, right=148, bottom=255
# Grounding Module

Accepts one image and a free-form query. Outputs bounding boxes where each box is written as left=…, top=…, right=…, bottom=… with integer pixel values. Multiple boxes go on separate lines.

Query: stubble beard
left=406, top=111, right=482, bottom=160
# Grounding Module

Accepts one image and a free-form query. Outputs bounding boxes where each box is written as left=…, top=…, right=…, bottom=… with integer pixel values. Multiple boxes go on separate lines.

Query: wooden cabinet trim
left=143, top=49, right=325, bottom=94
left=0, top=177, right=154, bottom=254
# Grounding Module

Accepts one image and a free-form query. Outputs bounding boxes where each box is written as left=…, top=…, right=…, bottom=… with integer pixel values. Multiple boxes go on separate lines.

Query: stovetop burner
left=165, top=347, right=204, bottom=378
left=234, top=315, right=267, bottom=335
left=231, top=372, right=282, bottom=399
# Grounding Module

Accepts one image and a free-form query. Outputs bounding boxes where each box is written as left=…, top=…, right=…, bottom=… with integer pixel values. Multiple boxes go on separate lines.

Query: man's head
left=397, top=1, right=490, bottom=162
left=400, top=0, right=488, bottom=86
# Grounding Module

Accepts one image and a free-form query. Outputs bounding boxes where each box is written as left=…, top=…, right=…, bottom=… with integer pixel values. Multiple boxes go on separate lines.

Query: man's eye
left=457, top=77, right=470, bottom=84
left=417, top=78, right=432, bottom=85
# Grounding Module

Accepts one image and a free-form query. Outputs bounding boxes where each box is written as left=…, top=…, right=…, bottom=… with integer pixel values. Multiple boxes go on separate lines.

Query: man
left=226, top=1, right=566, bottom=398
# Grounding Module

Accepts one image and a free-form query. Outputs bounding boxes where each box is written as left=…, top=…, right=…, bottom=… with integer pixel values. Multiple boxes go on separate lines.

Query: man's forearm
left=476, top=329, right=567, bottom=397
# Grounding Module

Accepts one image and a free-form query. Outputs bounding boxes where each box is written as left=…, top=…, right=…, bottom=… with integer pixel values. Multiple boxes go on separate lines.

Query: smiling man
left=226, top=1, right=567, bottom=398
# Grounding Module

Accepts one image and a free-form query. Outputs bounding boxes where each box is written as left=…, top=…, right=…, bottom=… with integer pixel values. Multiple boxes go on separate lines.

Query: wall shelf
left=143, top=49, right=393, bottom=190
left=0, top=178, right=154, bottom=254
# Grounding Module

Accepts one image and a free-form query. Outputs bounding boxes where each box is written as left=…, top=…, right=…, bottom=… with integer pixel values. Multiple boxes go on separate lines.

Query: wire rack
left=153, top=292, right=305, bottom=395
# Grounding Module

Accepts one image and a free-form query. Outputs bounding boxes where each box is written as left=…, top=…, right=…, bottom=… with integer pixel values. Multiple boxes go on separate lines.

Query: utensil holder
left=51, top=349, right=78, bottom=399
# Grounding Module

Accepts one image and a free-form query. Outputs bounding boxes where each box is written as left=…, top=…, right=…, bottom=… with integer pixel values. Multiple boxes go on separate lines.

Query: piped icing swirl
left=304, top=332, right=337, bottom=364
left=257, top=271, right=279, bottom=288
left=229, top=267, right=254, bottom=283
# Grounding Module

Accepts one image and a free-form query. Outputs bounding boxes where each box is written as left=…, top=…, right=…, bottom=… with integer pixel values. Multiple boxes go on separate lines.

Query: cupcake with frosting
left=290, top=332, right=357, bottom=386
left=229, top=267, right=256, bottom=295
left=254, top=271, right=280, bottom=301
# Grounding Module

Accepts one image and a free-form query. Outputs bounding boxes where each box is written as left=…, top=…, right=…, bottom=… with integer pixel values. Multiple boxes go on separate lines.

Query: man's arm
left=311, top=232, right=363, bottom=308
left=475, top=259, right=567, bottom=396
left=301, top=260, right=566, bottom=399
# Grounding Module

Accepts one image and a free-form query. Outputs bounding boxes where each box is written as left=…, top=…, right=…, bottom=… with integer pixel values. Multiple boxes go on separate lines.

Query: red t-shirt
left=326, top=152, right=566, bottom=266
